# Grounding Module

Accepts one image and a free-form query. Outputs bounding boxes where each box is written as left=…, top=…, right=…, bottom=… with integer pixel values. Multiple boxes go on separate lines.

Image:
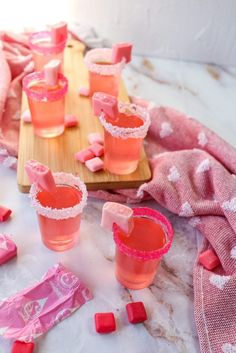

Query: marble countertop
left=0, top=56, right=236, bottom=353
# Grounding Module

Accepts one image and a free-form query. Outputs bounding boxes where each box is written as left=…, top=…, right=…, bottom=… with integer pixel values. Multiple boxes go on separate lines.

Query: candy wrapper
left=0, top=263, right=93, bottom=342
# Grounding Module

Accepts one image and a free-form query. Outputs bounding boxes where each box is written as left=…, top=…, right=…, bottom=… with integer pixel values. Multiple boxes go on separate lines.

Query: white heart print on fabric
left=160, top=122, right=173, bottom=138
left=196, top=159, right=210, bottom=174
left=222, top=343, right=236, bottom=353
left=222, top=198, right=236, bottom=212
left=209, top=274, right=231, bottom=290
left=198, top=131, right=208, bottom=147
left=230, top=246, right=236, bottom=259
left=179, top=202, right=194, bottom=217
left=167, top=166, right=180, bottom=182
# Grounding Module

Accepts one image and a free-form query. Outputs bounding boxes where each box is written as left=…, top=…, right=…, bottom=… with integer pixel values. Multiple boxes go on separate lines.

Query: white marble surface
left=0, top=56, right=236, bottom=353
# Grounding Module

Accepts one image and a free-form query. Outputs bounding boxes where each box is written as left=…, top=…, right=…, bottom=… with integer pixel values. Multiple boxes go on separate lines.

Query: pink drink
left=23, top=72, right=68, bottom=138
left=99, top=103, right=150, bottom=174
left=84, top=49, right=125, bottom=97
left=113, top=207, right=174, bottom=289
left=29, top=31, right=66, bottom=71
left=29, top=173, right=87, bottom=251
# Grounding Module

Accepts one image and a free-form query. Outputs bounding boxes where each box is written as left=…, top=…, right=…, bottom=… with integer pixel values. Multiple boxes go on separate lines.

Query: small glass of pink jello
left=84, top=48, right=126, bottom=97
left=22, top=71, right=68, bottom=138
left=99, top=102, right=150, bottom=175
left=29, top=172, right=87, bottom=251
left=113, top=207, right=174, bottom=289
left=29, top=31, right=67, bottom=71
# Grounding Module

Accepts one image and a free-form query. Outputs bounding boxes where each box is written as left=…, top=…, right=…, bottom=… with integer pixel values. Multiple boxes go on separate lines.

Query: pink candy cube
left=25, top=160, right=56, bottom=192
left=75, top=149, right=94, bottom=163
left=44, top=59, right=61, bottom=86
left=112, top=42, right=133, bottom=64
left=101, top=202, right=134, bottom=234
left=0, top=234, right=17, bottom=265
left=78, top=87, right=90, bottom=97
left=95, top=313, right=116, bottom=334
left=85, top=157, right=104, bottom=172
left=51, top=22, right=67, bottom=44
left=65, top=114, right=78, bottom=128
left=22, top=109, right=31, bottom=123
left=0, top=205, right=12, bottom=222
left=126, top=302, right=147, bottom=324
left=92, top=92, right=118, bottom=120
left=88, top=132, right=104, bottom=145
left=12, top=340, right=35, bottom=353
left=89, top=142, right=104, bottom=157
left=199, top=249, right=220, bottom=270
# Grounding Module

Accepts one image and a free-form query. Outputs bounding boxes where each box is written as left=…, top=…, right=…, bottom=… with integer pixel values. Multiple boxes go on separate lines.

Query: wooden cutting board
left=17, top=39, right=151, bottom=193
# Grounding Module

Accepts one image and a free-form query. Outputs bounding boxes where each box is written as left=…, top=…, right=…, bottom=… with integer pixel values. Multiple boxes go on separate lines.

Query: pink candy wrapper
left=0, top=263, right=92, bottom=342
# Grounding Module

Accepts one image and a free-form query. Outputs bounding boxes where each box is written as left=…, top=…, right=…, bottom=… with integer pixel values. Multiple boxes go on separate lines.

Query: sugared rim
left=29, top=31, right=66, bottom=55
left=84, top=48, right=125, bottom=76
left=113, top=207, right=174, bottom=260
left=99, top=102, right=151, bottom=139
left=29, top=172, right=88, bottom=220
left=22, top=71, right=68, bottom=102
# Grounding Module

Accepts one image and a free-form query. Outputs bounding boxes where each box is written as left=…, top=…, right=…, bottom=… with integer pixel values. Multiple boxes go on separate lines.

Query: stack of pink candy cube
left=75, top=132, right=104, bottom=172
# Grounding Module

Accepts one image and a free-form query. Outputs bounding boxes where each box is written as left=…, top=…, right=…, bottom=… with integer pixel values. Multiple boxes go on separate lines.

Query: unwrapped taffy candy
left=0, top=234, right=17, bottom=265
left=0, top=205, right=12, bottom=222
left=0, top=263, right=92, bottom=342
left=25, top=160, right=56, bottom=192
left=92, top=92, right=118, bottom=120
left=88, top=132, right=104, bottom=145
left=101, top=202, right=134, bottom=234
left=112, top=42, right=132, bottom=64
left=51, top=22, right=67, bottom=44
left=44, top=59, right=60, bottom=86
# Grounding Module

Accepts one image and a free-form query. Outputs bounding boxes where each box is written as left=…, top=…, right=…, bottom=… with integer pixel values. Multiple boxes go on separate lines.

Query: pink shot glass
left=29, top=31, right=66, bottom=71
left=22, top=71, right=68, bottom=138
left=99, top=102, right=150, bottom=175
left=29, top=172, right=87, bottom=252
left=84, top=48, right=125, bottom=97
left=113, top=207, right=174, bottom=289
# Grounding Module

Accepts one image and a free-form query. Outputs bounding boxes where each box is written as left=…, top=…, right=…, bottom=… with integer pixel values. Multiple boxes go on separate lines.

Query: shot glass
left=84, top=48, right=125, bottom=97
left=29, top=172, right=88, bottom=251
left=29, top=31, right=66, bottom=71
left=113, top=207, right=174, bottom=289
left=99, top=102, right=150, bottom=174
left=23, top=71, right=68, bottom=138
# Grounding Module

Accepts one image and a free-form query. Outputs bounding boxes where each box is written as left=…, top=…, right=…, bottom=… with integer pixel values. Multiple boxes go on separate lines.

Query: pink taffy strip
left=101, top=202, right=134, bottom=234
left=0, top=234, right=17, bottom=265
left=51, top=22, right=68, bottom=44
left=92, top=92, right=118, bottom=120
left=44, top=60, right=60, bottom=86
left=112, top=43, right=133, bottom=64
left=25, top=160, right=56, bottom=192
left=0, top=205, right=12, bottom=222
left=0, top=263, right=93, bottom=342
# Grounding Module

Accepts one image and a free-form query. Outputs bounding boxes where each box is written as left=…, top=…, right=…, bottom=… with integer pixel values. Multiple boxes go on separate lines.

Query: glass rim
left=113, top=207, right=174, bottom=260
left=84, top=48, right=125, bottom=76
left=29, top=172, right=88, bottom=220
left=29, top=31, right=66, bottom=55
left=99, top=102, right=151, bottom=139
left=22, top=71, right=68, bottom=102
